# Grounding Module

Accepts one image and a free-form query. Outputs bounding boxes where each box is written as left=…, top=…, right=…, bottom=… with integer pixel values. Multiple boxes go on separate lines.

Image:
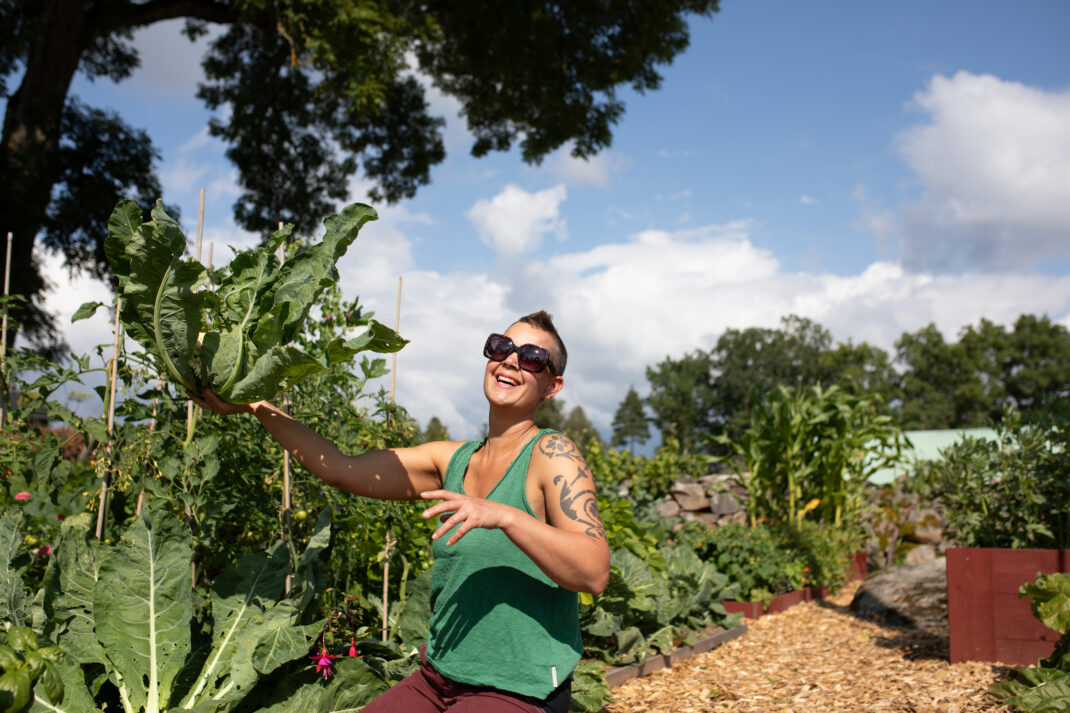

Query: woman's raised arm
left=190, top=388, right=454, bottom=500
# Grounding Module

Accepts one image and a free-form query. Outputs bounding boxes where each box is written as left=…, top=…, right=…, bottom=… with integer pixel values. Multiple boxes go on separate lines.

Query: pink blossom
left=37, top=545, right=52, bottom=556
left=14, top=492, right=31, bottom=501
left=349, top=640, right=358, bottom=657
left=309, top=647, right=336, bottom=678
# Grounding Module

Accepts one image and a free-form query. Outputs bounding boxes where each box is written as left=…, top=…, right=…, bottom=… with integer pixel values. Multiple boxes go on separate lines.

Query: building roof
left=868, top=428, right=1000, bottom=485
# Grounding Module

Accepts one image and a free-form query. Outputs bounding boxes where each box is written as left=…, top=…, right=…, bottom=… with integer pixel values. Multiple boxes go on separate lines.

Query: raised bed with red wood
left=947, top=546, right=1070, bottom=666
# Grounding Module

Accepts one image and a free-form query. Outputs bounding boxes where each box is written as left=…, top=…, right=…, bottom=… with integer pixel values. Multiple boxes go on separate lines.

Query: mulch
left=604, top=583, right=1015, bottom=713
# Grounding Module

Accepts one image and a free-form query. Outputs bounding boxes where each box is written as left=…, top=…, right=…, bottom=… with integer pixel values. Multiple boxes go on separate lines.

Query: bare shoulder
left=408, top=439, right=466, bottom=471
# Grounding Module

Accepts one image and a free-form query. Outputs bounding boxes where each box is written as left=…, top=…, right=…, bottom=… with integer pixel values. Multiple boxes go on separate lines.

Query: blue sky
left=47, top=0, right=1070, bottom=441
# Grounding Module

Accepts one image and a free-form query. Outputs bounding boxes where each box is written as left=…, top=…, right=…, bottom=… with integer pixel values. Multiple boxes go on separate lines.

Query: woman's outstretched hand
left=186, top=387, right=255, bottom=417
left=420, top=490, right=514, bottom=546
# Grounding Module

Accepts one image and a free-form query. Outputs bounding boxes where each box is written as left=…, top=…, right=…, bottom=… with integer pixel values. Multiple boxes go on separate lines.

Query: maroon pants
left=362, top=645, right=571, bottom=712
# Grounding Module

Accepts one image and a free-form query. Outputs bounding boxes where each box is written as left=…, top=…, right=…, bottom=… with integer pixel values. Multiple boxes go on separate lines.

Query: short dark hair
left=515, top=310, right=567, bottom=376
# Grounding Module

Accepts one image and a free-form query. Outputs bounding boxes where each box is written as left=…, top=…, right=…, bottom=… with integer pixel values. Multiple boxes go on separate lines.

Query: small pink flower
left=37, top=545, right=52, bottom=556
left=55, top=514, right=65, bottom=521
left=310, top=647, right=336, bottom=678
left=349, top=640, right=358, bottom=657
left=14, top=492, right=31, bottom=501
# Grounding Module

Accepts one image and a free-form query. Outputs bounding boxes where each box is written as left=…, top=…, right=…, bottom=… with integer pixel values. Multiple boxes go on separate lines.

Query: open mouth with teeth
left=495, top=373, right=520, bottom=387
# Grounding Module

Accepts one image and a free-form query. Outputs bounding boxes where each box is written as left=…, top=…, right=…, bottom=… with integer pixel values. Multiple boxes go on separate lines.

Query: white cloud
left=890, top=72, right=1070, bottom=271
left=126, top=20, right=219, bottom=98
left=41, top=212, right=1070, bottom=443
left=799, top=195, right=821, bottom=206
left=466, top=184, right=568, bottom=257
left=543, top=148, right=631, bottom=189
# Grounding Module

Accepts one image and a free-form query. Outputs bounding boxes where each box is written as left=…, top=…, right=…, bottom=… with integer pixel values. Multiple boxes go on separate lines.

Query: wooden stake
left=187, top=190, right=206, bottom=438
left=382, top=526, right=394, bottom=642
left=95, top=297, right=122, bottom=540
left=1, top=232, right=11, bottom=426
left=278, top=221, right=294, bottom=594
left=390, top=276, right=402, bottom=403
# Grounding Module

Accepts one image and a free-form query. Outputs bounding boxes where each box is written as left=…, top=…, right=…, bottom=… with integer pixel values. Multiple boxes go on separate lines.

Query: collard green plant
left=96, top=199, right=406, bottom=404
left=991, top=572, right=1070, bottom=713
left=26, top=507, right=335, bottom=713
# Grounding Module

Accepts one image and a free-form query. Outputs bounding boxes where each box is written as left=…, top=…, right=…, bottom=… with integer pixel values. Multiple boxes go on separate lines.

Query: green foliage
left=103, top=199, right=405, bottom=403
left=569, top=661, right=613, bottom=713
left=562, top=405, right=604, bottom=453
left=13, top=507, right=346, bottom=713
left=535, top=398, right=566, bottom=431
left=675, top=521, right=799, bottom=602
left=580, top=497, right=740, bottom=667
left=0, top=626, right=64, bottom=713
left=2, top=0, right=721, bottom=348
left=645, top=349, right=716, bottom=454
left=585, top=437, right=710, bottom=509
left=422, top=416, right=450, bottom=442
left=610, top=385, right=650, bottom=451
left=991, top=573, right=1070, bottom=713
left=910, top=404, right=1070, bottom=549
left=715, top=383, right=908, bottom=533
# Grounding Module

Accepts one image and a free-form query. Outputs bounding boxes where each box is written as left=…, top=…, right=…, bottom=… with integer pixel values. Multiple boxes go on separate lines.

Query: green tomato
left=294, top=510, right=308, bottom=521
left=22, top=535, right=38, bottom=547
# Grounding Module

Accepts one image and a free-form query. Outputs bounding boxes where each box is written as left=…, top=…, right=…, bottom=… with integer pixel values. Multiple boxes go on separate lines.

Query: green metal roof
left=867, top=428, right=1000, bottom=485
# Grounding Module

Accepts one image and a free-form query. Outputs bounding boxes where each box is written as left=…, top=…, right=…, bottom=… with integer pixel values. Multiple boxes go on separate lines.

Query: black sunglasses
left=483, top=333, right=558, bottom=375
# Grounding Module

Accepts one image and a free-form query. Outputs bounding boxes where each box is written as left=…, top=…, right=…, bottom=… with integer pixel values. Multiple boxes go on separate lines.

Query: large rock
left=708, top=491, right=743, bottom=516
left=849, top=557, right=947, bottom=632
left=670, top=481, right=709, bottom=511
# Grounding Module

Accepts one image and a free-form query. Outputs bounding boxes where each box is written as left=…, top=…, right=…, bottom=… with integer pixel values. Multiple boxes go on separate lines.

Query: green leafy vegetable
left=101, top=199, right=406, bottom=403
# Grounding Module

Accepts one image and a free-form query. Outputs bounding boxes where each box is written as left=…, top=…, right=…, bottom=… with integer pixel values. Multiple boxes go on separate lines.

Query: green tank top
left=424, top=429, right=582, bottom=699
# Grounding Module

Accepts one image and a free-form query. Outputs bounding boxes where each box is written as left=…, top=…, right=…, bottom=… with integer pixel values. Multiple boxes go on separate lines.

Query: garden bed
left=605, top=582, right=1012, bottom=712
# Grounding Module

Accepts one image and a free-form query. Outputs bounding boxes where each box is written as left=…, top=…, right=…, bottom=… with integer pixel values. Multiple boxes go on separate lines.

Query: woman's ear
left=543, top=376, right=564, bottom=401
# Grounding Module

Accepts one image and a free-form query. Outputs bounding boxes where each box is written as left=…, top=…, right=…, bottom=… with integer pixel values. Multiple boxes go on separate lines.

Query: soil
left=604, top=582, right=1014, bottom=713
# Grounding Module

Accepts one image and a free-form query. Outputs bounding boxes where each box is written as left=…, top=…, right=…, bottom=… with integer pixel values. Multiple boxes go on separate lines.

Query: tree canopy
left=632, top=312, right=1070, bottom=452
left=0, top=0, right=720, bottom=350
left=610, top=385, right=650, bottom=451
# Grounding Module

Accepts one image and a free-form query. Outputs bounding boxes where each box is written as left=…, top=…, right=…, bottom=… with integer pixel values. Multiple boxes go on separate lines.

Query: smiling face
left=483, top=322, right=564, bottom=414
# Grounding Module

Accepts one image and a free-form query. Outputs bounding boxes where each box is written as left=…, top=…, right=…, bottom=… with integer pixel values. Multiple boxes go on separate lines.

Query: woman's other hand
left=420, top=490, right=515, bottom=546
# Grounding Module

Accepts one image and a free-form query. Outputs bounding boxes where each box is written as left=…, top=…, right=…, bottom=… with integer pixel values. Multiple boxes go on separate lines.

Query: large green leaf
left=106, top=199, right=403, bottom=404
left=178, top=543, right=289, bottom=708
left=93, top=510, right=193, bottom=713
left=0, top=511, right=31, bottom=627
left=44, top=515, right=105, bottom=666
left=253, top=658, right=391, bottom=713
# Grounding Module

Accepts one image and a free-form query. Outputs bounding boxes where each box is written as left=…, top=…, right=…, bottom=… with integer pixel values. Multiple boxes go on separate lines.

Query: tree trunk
left=0, top=0, right=91, bottom=348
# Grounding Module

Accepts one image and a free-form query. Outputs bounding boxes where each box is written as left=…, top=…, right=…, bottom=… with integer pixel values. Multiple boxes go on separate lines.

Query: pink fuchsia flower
left=310, top=647, right=336, bottom=678
left=349, top=640, right=358, bottom=657
left=14, top=492, right=31, bottom=501
left=37, top=545, right=52, bottom=556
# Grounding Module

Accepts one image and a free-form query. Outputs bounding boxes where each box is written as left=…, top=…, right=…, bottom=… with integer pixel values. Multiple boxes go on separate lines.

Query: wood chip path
left=605, top=583, right=1014, bottom=713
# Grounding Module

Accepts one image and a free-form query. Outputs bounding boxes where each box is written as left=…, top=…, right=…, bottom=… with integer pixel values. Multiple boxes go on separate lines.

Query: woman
left=191, top=310, right=610, bottom=712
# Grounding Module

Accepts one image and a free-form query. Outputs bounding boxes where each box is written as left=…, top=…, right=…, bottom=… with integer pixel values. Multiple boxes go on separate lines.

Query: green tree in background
left=645, top=349, right=716, bottom=454
left=0, top=0, right=720, bottom=350
left=535, top=398, right=566, bottom=432
left=611, top=385, right=650, bottom=451
left=562, top=405, right=604, bottom=453
left=423, top=416, right=451, bottom=442
left=708, top=315, right=834, bottom=428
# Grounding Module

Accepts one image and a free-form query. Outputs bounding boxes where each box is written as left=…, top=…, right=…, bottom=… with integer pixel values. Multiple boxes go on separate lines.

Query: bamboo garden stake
left=95, top=297, right=122, bottom=540
left=1, top=232, right=11, bottom=426
left=278, top=222, right=294, bottom=594
left=382, top=275, right=403, bottom=641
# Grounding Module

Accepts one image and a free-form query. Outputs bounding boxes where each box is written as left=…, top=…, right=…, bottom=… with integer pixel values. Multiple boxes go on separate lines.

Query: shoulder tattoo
left=551, top=465, right=607, bottom=543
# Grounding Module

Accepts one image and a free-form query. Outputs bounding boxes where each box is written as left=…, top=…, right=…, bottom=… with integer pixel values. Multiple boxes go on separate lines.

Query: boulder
left=904, top=543, right=937, bottom=567
left=849, top=557, right=947, bottom=632
left=679, top=511, right=719, bottom=527
left=670, top=482, right=709, bottom=511
left=708, top=491, right=743, bottom=516
left=656, top=499, right=681, bottom=519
